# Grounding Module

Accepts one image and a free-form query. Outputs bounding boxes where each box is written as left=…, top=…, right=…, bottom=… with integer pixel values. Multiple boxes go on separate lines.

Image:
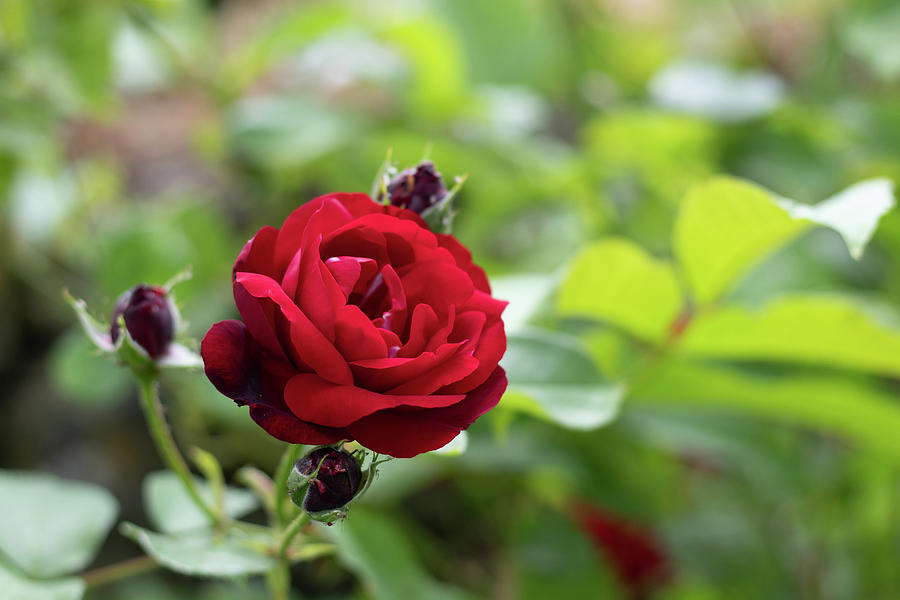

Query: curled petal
left=285, top=373, right=465, bottom=428
left=235, top=272, right=352, bottom=385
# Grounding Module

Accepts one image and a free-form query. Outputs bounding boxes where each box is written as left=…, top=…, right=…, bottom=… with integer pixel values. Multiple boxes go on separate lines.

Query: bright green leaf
left=674, top=177, right=808, bottom=305
left=0, top=562, right=84, bottom=600
left=143, top=471, right=259, bottom=534
left=778, top=178, right=895, bottom=260
left=323, top=507, right=476, bottom=600
left=0, top=471, right=118, bottom=578
left=501, top=328, right=623, bottom=430
left=558, top=238, right=682, bottom=344
left=679, top=295, right=900, bottom=377
left=675, top=177, right=895, bottom=304
left=120, top=522, right=275, bottom=577
left=632, top=360, right=900, bottom=463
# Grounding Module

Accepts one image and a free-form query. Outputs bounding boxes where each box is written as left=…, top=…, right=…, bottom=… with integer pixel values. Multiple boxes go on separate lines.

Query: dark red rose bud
left=573, top=502, right=671, bottom=599
left=110, top=284, right=175, bottom=359
left=384, top=161, right=448, bottom=215
left=287, top=447, right=363, bottom=518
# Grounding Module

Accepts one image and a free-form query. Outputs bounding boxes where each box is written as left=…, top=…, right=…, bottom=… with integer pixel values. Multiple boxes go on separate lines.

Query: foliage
left=2, top=0, right=900, bottom=598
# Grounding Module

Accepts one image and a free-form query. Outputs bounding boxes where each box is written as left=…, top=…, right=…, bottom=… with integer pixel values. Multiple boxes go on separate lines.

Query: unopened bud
left=384, top=161, right=448, bottom=215
left=110, top=284, right=175, bottom=359
left=287, top=446, right=363, bottom=521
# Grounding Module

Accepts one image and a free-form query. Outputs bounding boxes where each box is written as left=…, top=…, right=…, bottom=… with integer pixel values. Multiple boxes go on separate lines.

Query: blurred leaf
left=381, top=18, right=469, bottom=120
left=649, top=60, right=784, bottom=122
left=228, top=96, right=364, bottom=170
left=675, top=177, right=894, bottom=304
left=219, top=3, right=353, bottom=95
left=0, top=562, right=84, bottom=600
left=844, top=5, right=900, bottom=81
left=778, top=178, right=895, bottom=260
left=55, top=3, right=117, bottom=110
left=632, top=360, right=900, bottom=463
left=674, top=177, right=808, bottom=305
left=491, top=273, right=557, bottom=333
left=680, top=294, right=900, bottom=377
left=50, top=329, right=130, bottom=408
left=120, top=522, right=274, bottom=577
left=324, top=506, right=476, bottom=600
left=559, top=238, right=682, bottom=344
left=0, top=471, right=118, bottom=578
left=501, top=328, right=623, bottom=430
left=583, top=110, right=717, bottom=205
left=143, top=471, right=259, bottom=534
left=513, top=510, right=621, bottom=600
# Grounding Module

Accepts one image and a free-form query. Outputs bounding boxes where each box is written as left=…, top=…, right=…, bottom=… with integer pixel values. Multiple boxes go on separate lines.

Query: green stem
left=137, top=376, right=218, bottom=523
left=266, top=561, right=291, bottom=600
left=82, top=555, right=158, bottom=589
left=278, top=511, right=311, bottom=558
left=274, top=444, right=305, bottom=527
left=266, top=511, right=311, bottom=600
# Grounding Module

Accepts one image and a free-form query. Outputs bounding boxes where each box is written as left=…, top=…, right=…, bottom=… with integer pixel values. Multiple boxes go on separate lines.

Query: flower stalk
left=136, top=374, right=218, bottom=524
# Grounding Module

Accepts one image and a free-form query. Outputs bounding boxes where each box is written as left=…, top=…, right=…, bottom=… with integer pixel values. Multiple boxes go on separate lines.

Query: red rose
left=201, top=193, right=507, bottom=458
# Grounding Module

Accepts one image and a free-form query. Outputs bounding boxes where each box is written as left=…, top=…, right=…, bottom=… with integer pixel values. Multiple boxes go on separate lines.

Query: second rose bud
left=287, top=446, right=364, bottom=523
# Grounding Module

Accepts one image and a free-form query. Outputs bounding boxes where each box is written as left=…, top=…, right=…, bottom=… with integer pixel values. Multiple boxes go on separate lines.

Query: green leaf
left=501, top=328, right=623, bottom=430
left=120, top=523, right=275, bottom=577
left=674, top=177, right=895, bottom=304
left=143, top=471, right=259, bottom=534
left=632, top=360, right=900, bottom=463
left=778, top=178, right=895, bottom=260
left=323, top=507, right=476, bottom=600
left=0, top=562, right=84, bottom=600
left=679, top=295, right=900, bottom=376
left=0, top=471, right=118, bottom=578
left=491, top=273, right=557, bottom=334
left=674, top=177, right=808, bottom=305
left=558, top=238, right=682, bottom=344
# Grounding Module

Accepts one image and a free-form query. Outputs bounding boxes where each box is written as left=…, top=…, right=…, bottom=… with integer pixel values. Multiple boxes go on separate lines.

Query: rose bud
left=287, top=447, right=363, bottom=520
left=384, top=161, right=448, bottom=216
left=110, top=284, right=176, bottom=359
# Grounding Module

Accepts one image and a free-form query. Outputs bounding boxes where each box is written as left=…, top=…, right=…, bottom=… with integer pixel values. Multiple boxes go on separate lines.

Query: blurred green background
left=2, top=0, right=900, bottom=598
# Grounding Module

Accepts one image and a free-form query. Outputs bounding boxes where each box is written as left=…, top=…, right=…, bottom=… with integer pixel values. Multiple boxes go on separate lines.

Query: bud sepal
left=286, top=445, right=391, bottom=524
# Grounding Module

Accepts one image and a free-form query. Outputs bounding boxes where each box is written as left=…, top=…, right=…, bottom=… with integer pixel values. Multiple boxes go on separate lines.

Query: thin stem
left=266, top=511, right=311, bottom=600
left=82, top=556, right=158, bottom=589
left=137, top=376, right=218, bottom=523
left=266, top=562, right=291, bottom=600
left=274, top=444, right=305, bottom=527
left=278, top=511, right=311, bottom=558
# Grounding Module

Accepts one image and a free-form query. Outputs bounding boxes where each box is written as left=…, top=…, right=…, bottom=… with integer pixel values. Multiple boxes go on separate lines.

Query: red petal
left=442, top=320, right=507, bottom=393
left=398, top=304, right=439, bottom=358
left=201, top=320, right=259, bottom=404
left=436, top=233, right=492, bottom=293
left=235, top=272, right=352, bottom=385
left=234, top=226, right=279, bottom=279
left=248, top=404, right=347, bottom=445
left=349, top=342, right=464, bottom=391
left=399, top=260, right=474, bottom=316
left=334, top=305, right=389, bottom=361
left=388, top=351, right=479, bottom=395
left=284, top=374, right=465, bottom=428
left=347, top=411, right=462, bottom=458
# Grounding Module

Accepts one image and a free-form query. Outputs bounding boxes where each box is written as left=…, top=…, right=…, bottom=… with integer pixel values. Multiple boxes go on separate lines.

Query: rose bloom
left=201, top=193, right=507, bottom=458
